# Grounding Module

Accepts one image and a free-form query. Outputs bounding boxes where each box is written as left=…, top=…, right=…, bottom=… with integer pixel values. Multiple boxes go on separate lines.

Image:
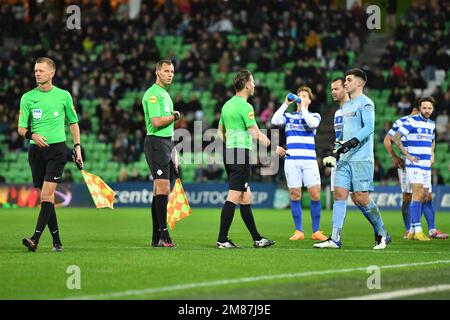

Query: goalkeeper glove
left=323, top=156, right=336, bottom=167
left=334, top=137, right=359, bottom=156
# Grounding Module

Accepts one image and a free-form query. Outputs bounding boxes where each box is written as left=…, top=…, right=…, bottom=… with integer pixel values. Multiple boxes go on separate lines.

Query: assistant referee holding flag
left=19, top=57, right=82, bottom=252
left=217, top=69, right=275, bottom=249
left=142, top=60, right=180, bottom=248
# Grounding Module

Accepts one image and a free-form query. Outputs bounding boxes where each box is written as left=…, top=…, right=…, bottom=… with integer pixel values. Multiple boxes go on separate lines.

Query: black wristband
left=74, top=143, right=81, bottom=148
left=25, top=131, right=34, bottom=140
left=173, top=112, right=180, bottom=121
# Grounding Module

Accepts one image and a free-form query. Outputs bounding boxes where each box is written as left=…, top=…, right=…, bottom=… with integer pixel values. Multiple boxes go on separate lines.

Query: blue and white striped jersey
left=283, top=111, right=321, bottom=161
left=397, top=114, right=435, bottom=170
left=334, top=107, right=343, bottom=141
left=388, top=115, right=409, bottom=139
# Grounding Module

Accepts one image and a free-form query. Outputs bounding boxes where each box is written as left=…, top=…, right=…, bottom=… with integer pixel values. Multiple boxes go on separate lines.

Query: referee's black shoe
left=151, top=240, right=159, bottom=247
left=216, top=239, right=240, bottom=249
left=253, top=237, right=275, bottom=248
left=52, top=242, right=63, bottom=252
left=22, top=238, right=38, bottom=252
left=156, top=238, right=176, bottom=248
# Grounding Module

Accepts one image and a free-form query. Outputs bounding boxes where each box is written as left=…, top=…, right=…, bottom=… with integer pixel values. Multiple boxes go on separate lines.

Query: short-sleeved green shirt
left=142, top=83, right=174, bottom=137
left=219, top=96, right=257, bottom=149
left=18, top=86, right=78, bottom=144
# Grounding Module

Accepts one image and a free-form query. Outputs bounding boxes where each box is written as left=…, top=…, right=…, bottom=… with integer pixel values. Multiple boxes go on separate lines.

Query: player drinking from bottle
left=271, top=87, right=327, bottom=241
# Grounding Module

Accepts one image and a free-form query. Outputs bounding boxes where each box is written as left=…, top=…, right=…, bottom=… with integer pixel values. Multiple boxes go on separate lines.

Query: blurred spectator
left=431, top=168, right=444, bottom=185
left=118, top=168, right=128, bottom=182
left=63, top=169, right=74, bottom=183
left=435, top=109, right=448, bottom=141
left=397, top=95, right=411, bottom=115
left=260, top=101, right=275, bottom=126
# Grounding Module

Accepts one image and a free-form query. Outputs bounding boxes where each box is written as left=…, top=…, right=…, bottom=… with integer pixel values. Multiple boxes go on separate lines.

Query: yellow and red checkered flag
left=81, top=170, right=115, bottom=209
left=167, top=178, right=192, bottom=230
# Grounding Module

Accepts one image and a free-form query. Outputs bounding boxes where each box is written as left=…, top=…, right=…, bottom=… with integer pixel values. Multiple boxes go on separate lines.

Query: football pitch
left=1, top=208, right=449, bottom=300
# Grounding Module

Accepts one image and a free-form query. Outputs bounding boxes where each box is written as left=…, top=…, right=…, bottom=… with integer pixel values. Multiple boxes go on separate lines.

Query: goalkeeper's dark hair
left=345, top=68, right=367, bottom=83
left=156, top=59, right=173, bottom=71
left=418, top=96, right=436, bottom=108
left=234, top=69, right=252, bottom=92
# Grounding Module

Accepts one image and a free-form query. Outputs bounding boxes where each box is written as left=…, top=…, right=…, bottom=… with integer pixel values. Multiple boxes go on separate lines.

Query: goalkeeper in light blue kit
left=314, top=69, right=390, bottom=250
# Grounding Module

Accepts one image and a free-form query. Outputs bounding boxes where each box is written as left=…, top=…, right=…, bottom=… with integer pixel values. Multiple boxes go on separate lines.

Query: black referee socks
left=151, top=197, right=159, bottom=242
left=218, top=201, right=237, bottom=243
left=47, top=204, right=61, bottom=244
left=31, top=201, right=53, bottom=243
left=240, top=204, right=262, bottom=241
left=154, top=194, right=170, bottom=240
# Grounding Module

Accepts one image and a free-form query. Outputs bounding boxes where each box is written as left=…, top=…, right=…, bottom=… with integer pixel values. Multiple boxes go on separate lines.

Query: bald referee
left=216, top=69, right=275, bottom=249
left=143, top=60, right=180, bottom=248
left=19, top=57, right=82, bottom=252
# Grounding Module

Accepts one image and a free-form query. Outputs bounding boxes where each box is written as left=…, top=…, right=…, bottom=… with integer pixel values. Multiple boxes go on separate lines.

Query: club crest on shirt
left=32, top=109, right=42, bottom=120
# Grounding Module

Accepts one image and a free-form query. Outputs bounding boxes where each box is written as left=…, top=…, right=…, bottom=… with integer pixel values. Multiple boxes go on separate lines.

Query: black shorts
left=223, top=148, right=251, bottom=192
left=144, top=135, right=173, bottom=180
left=28, top=142, right=68, bottom=189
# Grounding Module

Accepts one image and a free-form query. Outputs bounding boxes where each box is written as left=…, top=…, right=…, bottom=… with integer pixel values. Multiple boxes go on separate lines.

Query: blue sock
left=310, top=200, right=321, bottom=233
left=401, top=200, right=411, bottom=231
left=362, top=201, right=386, bottom=237
left=291, top=200, right=302, bottom=231
left=356, top=203, right=378, bottom=233
left=410, top=201, right=422, bottom=232
left=331, top=200, right=347, bottom=242
left=422, top=200, right=436, bottom=231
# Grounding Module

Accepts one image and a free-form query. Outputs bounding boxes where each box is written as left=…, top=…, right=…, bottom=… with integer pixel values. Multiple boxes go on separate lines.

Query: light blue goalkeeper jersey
left=340, top=93, right=374, bottom=162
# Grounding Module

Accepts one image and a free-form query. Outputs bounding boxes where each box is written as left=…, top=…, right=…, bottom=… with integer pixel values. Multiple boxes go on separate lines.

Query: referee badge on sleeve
left=149, top=95, right=157, bottom=104
left=248, top=111, right=255, bottom=120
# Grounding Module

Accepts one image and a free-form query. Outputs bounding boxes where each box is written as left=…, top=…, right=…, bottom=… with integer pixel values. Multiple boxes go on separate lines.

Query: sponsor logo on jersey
left=248, top=111, right=255, bottom=120
left=149, top=95, right=157, bottom=104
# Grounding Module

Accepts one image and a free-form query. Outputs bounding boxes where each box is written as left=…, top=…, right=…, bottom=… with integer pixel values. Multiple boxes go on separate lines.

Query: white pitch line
left=63, top=259, right=450, bottom=300
left=340, top=284, right=450, bottom=300
left=66, top=246, right=450, bottom=255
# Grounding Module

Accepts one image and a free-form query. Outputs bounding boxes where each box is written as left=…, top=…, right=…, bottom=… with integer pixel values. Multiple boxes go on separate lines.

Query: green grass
left=1, top=208, right=450, bottom=300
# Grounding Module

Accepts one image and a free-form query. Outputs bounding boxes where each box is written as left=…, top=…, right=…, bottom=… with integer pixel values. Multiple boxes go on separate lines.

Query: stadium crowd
left=0, top=0, right=448, bottom=185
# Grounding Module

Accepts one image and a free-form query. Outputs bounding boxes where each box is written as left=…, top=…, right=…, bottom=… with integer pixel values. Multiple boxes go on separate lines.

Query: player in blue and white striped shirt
left=386, top=106, right=448, bottom=240
left=272, top=86, right=327, bottom=242
left=384, top=108, right=418, bottom=238
left=393, top=97, right=448, bottom=240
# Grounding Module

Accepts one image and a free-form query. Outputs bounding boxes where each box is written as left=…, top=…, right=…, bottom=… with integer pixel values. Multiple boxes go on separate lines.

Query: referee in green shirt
left=19, top=57, right=83, bottom=252
left=216, top=69, right=275, bottom=249
left=142, top=60, right=180, bottom=248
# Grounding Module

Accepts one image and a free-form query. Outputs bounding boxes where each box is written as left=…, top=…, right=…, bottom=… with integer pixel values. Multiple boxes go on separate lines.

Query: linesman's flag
left=167, top=178, right=192, bottom=230
left=81, top=170, right=115, bottom=209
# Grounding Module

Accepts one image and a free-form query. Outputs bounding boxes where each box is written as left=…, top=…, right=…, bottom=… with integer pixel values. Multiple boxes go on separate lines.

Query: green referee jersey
left=219, top=96, right=257, bottom=150
left=142, top=83, right=174, bottom=137
left=18, top=86, right=79, bottom=145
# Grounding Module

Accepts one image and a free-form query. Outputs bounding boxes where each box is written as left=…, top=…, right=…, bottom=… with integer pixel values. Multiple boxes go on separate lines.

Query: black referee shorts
left=144, top=135, right=173, bottom=180
left=223, top=148, right=251, bottom=192
left=28, top=142, right=68, bottom=189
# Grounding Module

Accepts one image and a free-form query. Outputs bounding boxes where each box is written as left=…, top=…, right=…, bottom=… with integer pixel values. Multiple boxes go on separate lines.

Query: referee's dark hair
left=345, top=68, right=367, bottom=84
left=156, top=59, right=173, bottom=71
left=234, top=69, right=252, bottom=92
left=418, top=96, right=436, bottom=108
left=35, top=57, right=56, bottom=71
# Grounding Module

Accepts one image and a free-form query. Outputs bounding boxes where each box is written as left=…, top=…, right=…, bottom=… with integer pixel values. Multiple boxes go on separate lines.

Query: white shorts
left=284, top=159, right=321, bottom=189
left=397, top=168, right=412, bottom=193
left=405, top=167, right=431, bottom=189
left=331, top=167, right=336, bottom=192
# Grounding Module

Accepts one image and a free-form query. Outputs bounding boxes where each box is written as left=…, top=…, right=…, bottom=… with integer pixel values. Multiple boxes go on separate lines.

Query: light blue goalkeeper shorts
left=335, top=160, right=374, bottom=192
